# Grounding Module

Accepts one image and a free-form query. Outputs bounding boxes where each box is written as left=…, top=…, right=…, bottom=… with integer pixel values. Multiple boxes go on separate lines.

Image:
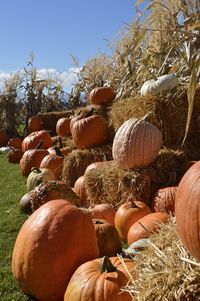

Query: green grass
left=0, top=152, right=29, bottom=301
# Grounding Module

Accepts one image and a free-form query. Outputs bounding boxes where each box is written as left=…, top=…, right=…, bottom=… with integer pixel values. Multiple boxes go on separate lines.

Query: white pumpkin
left=141, top=74, right=179, bottom=97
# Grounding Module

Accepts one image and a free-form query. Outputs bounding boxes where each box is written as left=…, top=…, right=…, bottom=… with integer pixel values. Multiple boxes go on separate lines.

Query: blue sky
left=0, top=1, right=137, bottom=90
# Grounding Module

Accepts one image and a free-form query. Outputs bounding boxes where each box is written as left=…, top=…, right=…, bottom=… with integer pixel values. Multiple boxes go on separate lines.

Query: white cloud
left=0, top=67, right=81, bottom=91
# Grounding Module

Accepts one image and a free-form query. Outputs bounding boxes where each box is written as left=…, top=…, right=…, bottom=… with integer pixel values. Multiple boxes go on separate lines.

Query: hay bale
left=84, top=148, right=186, bottom=208
left=61, top=144, right=113, bottom=187
left=109, top=86, right=200, bottom=154
left=125, top=218, right=200, bottom=300
left=39, top=110, right=74, bottom=136
left=51, top=136, right=76, bottom=150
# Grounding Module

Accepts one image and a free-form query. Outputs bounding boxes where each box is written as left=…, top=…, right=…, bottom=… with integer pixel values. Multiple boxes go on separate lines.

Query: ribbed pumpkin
left=0, top=130, right=8, bottom=147
left=26, top=167, right=55, bottom=191
left=152, top=186, right=177, bottom=214
left=8, top=137, right=23, bottom=149
left=12, top=199, right=99, bottom=301
left=89, top=86, right=116, bottom=105
left=115, top=199, right=152, bottom=241
left=40, top=147, right=64, bottom=180
left=87, top=203, right=116, bottom=225
left=175, top=161, right=200, bottom=261
left=28, top=115, right=42, bottom=132
left=20, top=142, right=49, bottom=177
left=64, top=256, right=134, bottom=301
left=30, top=180, right=80, bottom=211
left=127, top=212, right=169, bottom=245
left=71, top=113, right=109, bottom=149
left=112, top=117, right=162, bottom=169
left=22, top=130, right=52, bottom=152
left=56, top=117, right=71, bottom=137
left=73, top=175, right=88, bottom=206
left=93, top=219, right=122, bottom=257
left=7, top=147, right=24, bottom=163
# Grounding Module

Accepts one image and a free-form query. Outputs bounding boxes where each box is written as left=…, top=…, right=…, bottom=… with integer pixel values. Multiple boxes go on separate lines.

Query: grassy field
left=0, top=152, right=29, bottom=301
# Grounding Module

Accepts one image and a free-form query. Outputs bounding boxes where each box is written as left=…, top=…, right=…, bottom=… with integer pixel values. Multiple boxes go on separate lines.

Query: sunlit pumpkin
left=89, top=86, right=116, bottom=105
left=28, top=115, right=42, bottom=132
left=22, top=130, right=52, bottom=152
left=56, top=117, right=71, bottom=137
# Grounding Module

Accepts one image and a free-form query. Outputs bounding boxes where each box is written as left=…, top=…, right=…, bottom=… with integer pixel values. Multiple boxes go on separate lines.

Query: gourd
left=26, top=167, right=55, bottom=191
left=112, top=117, right=162, bottom=169
left=12, top=199, right=99, bottom=301
left=141, top=74, right=179, bottom=97
left=64, top=256, right=134, bottom=301
left=89, top=86, right=116, bottom=105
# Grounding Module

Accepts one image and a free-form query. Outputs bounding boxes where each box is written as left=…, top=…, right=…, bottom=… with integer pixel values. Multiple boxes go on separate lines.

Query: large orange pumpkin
left=71, top=113, right=109, bottom=149
left=127, top=212, right=169, bottom=246
left=175, top=161, right=200, bottom=261
left=64, top=256, right=134, bottom=301
left=115, top=199, right=152, bottom=241
left=112, top=117, right=162, bottom=169
left=22, top=130, right=52, bottom=152
left=89, top=86, right=116, bottom=105
left=12, top=199, right=99, bottom=301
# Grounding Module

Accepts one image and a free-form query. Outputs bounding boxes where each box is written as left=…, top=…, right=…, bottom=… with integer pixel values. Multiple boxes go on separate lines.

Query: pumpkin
left=0, top=130, right=8, bottom=147
left=89, top=86, right=116, bottom=105
left=19, top=190, right=34, bottom=214
left=28, top=115, right=42, bottom=132
left=64, top=256, right=134, bottom=301
left=8, top=137, right=23, bottom=149
left=127, top=212, right=169, bottom=245
left=12, top=199, right=99, bottom=301
left=93, top=219, right=122, bottom=257
left=175, top=161, right=200, bottom=260
left=73, top=175, right=89, bottom=206
left=22, top=130, right=52, bottom=152
left=7, top=147, right=24, bottom=163
left=20, top=141, right=49, bottom=177
left=56, top=117, right=71, bottom=137
left=112, top=117, right=162, bottom=169
left=115, top=199, right=152, bottom=241
left=140, top=74, right=179, bottom=97
left=31, top=180, right=80, bottom=211
left=70, top=112, right=109, bottom=149
left=40, top=146, right=64, bottom=180
left=87, top=203, right=116, bottom=225
left=84, top=161, right=109, bottom=175
left=152, top=186, right=177, bottom=214
left=26, top=167, right=55, bottom=191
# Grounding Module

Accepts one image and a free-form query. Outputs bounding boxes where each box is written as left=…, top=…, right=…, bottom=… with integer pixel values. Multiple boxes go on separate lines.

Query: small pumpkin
left=140, top=74, right=179, bottom=97
left=31, top=180, right=80, bottom=211
left=152, top=186, right=177, bottom=214
left=89, top=86, right=116, bottom=105
left=56, top=117, right=71, bottom=137
left=115, top=199, right=152, bottom=241
left=12, top=199, right=99, bottom=301
left=87, top=203, right=116, bottom=225
left=40, top=146, right=64, bottom=180
left=26, top=167, right=55, bottom=191
left=93, top=219, right=122, bottom=257
left=73, top=175, right=89, bottom=206
left=64, top=256, right=134, bottom=301
left=8, top=137, right=23, bottom=149
left=175, top=161, right=200, bottom=261
left=7, top=147, right=24, bottom=163
left=28, top=115, right=42, bottom=132
left=84, top=161, right=109, bottom=175
left=70, top=111, right=109, bottom=149
left=127, top=212, right=169, bottom=246
left=112, top=117, right=162, bottom=169
left=22, top=130, right=52, bottom=152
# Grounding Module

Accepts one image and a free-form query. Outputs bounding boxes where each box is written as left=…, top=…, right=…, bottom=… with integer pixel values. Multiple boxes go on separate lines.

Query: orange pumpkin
left=0, top=130, right=8, bottom=147
left=71, top=113, right=109, bottom=149
left=22, top=130, right=52, bottom=152
left=115, top=199, right=152, bottom=241
left=12, top=199, right=99, bottom=301
left=8, top=137, right=23, bottom=149
left=73, top=175, right=88, bottom=206
left=112, top=117, right=162, bottom=169
left=84, top=161, right=109, bottom=175
left=89, top=86, right=116, bottom=105
left=40, top=147, right=64, bottom=180
left=7, top=147, right=24, bottom=163
left=28, top=115, right=42, bottom=132
left=152, top=186, right=177, bottom=214
left=64, top=256, right=134, bottom=301
left=87, top=203, right=116, bottom=225
left=175, top=161, right=200, bottom=260
left=56, top=117, right=71, bottom=137
left=127, top=212, right=169, bottom=245
left=93, top=219, right=122, bottom=257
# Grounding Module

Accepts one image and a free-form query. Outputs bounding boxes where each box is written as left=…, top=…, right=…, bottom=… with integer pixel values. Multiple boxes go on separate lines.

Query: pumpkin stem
left=59, top=137, right=63, bottom=148
left=35, top=140, right=43, bottom=149
left=54, top=146, right=63, bottom=157
left=84, top=107, right=95, bottom=118
left=142, top=112, right=153, bottom=122
left=30, top=167, right=41, bottom=173
left=100, top=256, right=117, bottom=273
